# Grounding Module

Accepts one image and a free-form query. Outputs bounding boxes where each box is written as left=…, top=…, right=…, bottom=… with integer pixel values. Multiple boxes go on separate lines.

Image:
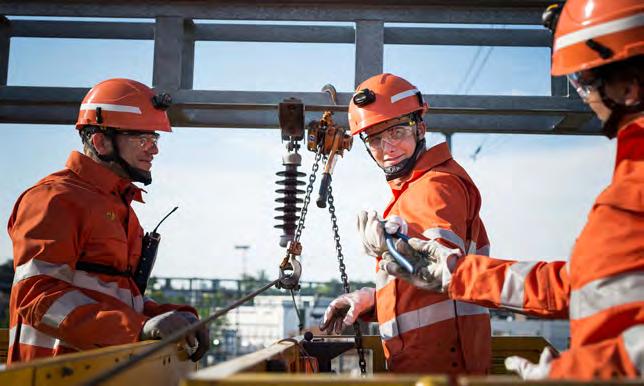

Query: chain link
left=327, top=185, right=367, bottom=375
left=293, top=150, right=323, bottom=245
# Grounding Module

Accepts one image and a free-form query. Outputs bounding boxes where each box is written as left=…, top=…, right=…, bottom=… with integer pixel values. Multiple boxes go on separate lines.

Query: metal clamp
left=278, top=255, right=302, bottom=290
left=384, top=231, right=415, bottom=274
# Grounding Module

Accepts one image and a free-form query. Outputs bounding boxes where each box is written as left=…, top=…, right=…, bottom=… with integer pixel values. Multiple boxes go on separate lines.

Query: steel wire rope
left=83, top=278, right=281, bottom=386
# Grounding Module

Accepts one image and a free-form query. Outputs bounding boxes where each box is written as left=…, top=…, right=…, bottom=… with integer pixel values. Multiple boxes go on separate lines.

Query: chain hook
left=277, top=254, right=302, bottom=290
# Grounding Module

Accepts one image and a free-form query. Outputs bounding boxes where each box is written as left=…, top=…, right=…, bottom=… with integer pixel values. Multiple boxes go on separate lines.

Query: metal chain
left=327, top=185, right=367, bottom=375
left=293, top=150, right=323, bottom=244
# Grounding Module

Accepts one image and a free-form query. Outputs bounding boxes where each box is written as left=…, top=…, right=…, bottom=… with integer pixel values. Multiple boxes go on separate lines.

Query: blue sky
left=0, top=19, right=615, bottom=282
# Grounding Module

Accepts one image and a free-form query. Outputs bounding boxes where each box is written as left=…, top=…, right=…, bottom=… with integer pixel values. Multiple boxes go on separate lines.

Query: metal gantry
left=0, top=0, right=599, bottom=135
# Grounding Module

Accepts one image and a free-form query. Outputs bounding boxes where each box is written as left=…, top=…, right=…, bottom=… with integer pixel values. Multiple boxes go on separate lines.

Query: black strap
left=76, top=261, right=132, bottom=277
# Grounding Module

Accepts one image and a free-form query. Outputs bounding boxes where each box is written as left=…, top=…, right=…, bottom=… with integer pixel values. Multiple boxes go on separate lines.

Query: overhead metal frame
left=0, top=0, right=598, bottom=135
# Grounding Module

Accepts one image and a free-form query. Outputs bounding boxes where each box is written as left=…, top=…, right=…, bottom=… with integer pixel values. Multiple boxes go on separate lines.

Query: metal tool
left=384, top=230, right=416, bottom=274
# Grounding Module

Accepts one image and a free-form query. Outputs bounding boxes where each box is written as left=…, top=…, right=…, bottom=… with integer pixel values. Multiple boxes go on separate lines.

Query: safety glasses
left=361, top=124, right=416, bottom=152
left=118, top=131, right=160, bottom=150
left=567, top=71, right=603, bottom=100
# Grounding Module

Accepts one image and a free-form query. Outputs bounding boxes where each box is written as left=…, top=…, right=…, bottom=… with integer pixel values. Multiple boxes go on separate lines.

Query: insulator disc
left=276, top=170, right=306, bottom=177
left=275, top=188, right=305, bottom=195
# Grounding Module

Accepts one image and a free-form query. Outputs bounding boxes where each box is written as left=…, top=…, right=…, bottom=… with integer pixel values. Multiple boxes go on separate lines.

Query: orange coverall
left=376, top=142, right=492, bottom=374
left=448, top=119, right=644, bottom=378
left=8, top=151, right=196, bottom=363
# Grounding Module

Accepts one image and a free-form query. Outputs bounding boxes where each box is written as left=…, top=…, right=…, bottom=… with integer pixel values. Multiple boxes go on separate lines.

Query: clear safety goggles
left=361, top=124, right=416, bottom=152
left=118, top=131, right=160, bottom=150
left=567, top=71, right=602, bottom=100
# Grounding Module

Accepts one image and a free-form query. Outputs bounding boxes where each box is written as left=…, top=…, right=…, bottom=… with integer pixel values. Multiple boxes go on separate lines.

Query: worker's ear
left=416, top=120, right=427, bottom=137
left=91, top=132, right=114, bottom=156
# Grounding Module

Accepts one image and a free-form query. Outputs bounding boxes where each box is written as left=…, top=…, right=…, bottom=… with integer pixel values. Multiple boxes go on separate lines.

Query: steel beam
left=153, top=16, right=186, bottom=90
left=385, top=27, right=551, bottom=47
left=0, top=17, right=9, bottom=86
left=0, top=1, right=547, bottom=24
left=9, top=21, right=551, bottom=48
left=354, top=20, right=384, bottom=86
left=182, top=19, right=195, bottom=89
left=9, top=20, right=154, bottom=39
left=0, top=86, right=597, bottom=134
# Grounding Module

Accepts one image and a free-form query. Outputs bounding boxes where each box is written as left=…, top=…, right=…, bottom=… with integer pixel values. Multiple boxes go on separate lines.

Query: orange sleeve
left=449, top=255, right=570, bottom=318
left=549, top=330, right=641, bottom=379
left=9, top=186, right=148, bottom=349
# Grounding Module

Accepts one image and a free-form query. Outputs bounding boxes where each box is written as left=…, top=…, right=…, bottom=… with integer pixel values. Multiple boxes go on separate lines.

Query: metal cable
left=83, top=278, right=280, bottom=386
left=327, top=186, right=367, bottom=375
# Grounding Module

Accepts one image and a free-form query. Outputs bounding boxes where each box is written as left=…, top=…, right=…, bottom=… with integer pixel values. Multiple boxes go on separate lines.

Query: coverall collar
left=387, top=142, right=452, bottom=197
left=615, top=117, right=644, bottom=167
left=65, top=151, right=144, bottom=203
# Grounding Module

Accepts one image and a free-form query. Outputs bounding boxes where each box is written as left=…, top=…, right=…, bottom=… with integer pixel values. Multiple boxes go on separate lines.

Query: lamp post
left=234, top=245, right=250, bottom=278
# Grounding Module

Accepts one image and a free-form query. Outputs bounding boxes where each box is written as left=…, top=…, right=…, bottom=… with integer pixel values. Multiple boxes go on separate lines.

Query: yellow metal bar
left=0, top=340, right=197, bottom=386
left=182, top=373, right=448, bottom=386
left=490, top=336, right=556, bottom=375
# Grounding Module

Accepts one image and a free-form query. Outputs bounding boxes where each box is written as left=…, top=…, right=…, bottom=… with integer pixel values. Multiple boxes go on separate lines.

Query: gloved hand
left=140, top=311, right=210, bottom=362
left=356, top=210, right=408, bottom=257
left=356, top=210, right=387, bottom=257
left=178, top=311, right=211, bottom=362
left=380, top=238, right=461, bottom=292
left=320, top=287, right=375, bottom=334
left=505, top=347, right=555, bottom=380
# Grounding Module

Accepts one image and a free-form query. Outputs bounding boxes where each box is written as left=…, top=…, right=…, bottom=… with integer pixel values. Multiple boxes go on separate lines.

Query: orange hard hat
left=550, top=0, right=644, bottom=76
left=76, top=78, right=172, bottom=132
left=348, top=73, right=429, bottom=136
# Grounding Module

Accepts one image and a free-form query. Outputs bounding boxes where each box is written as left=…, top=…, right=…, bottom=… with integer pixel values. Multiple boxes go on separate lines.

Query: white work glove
left=380, top=238, right=461, bottom=292
left=140, top=311, right=210, bottom=362
left=505, top=347, right=554, bottom=380
left=320, top=287, right=375, bottom=334
left=356, top=210, right=408, bottom=257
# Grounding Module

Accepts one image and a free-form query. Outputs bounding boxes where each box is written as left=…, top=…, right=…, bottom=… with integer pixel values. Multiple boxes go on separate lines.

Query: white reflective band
left=72, top=270, right=144, bottom=313
left=570, top=271, right=644, bottom=320
left=14, top=324, right=62, bottom=350
left=422, top=227, right=465, bottom=251
left=80, top=103, right=142, bottom=115
left=379, top=300, right=488, bottom=340
left=500, top=261, right=538, bottom=309
left=13, top=259, right=73, bottom=285
left=390, top=88, right=419, bottom=104
left=555, top=13, right=644, bottom=51
left=623, top=324, right=644, bottom=373
left=467, top=240, right=477, bottom=255
left=8, top=326, right=16, bottom=347
left=477, top=245, right=490, bottom=256
left=41, top=290, right=97, bottom=328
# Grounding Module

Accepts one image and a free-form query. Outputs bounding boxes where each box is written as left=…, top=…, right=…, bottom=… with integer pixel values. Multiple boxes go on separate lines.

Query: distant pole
left=234, top=245, right=250, bottom=277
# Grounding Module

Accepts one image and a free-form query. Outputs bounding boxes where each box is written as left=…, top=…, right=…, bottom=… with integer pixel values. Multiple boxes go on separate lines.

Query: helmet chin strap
left=90, top=130, right=153, bottom=186
left=598, top=85, right=643, bottom=139
left=382, top=137, right=426, bottom=181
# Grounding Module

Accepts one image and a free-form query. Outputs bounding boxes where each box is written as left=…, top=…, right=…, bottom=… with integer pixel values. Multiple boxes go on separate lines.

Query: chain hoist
left=274, top=85, right=366, bottom=375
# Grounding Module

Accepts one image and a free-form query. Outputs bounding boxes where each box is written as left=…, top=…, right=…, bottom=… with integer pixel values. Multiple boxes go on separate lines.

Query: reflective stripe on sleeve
left=499, top=261, right=538, bottom=310
left=570, top=271, right=644, bottom=320
left=13, top=259, right=73, bottom=285
left=477, top=245, right=490, bottom=256
left=379, top=300, right=488, bottom=340
left=623, top=324, right=644, bottom=373
left=422, top=227, right=465, bottom=251
left=41, top=290, right=97, bottom=328
left=13, top=324, right=64, bottom=349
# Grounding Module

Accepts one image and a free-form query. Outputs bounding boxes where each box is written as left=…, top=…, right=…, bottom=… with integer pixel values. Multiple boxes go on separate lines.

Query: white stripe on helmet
left=555, top=13, right=644, bottom=51
left=80, top=103, right=142, bottom=114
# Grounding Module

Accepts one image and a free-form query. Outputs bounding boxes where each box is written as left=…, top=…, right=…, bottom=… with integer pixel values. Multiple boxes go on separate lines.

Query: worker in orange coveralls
left=7, top=78, right=209, bottom=363
left=381, top=0, right=644, bottom=379
left=321, top=73, right=492, bottom=374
